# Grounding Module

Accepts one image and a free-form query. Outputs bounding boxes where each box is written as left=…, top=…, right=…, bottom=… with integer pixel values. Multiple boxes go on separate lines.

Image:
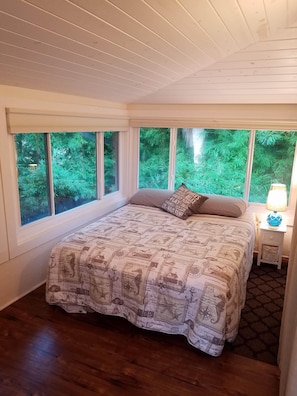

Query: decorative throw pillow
left=161, top=183, right=208, bottom=220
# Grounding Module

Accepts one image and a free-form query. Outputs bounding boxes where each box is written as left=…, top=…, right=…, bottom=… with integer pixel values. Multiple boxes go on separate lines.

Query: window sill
left=9, top=192, right=128, bottom=259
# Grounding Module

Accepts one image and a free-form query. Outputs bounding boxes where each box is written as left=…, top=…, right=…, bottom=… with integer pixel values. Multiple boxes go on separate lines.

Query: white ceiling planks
left=0, top=1, right=180, bottom=78
left=0, top=0, right=296, bottom=104
left=28, top=0, right=196, bottom=75
left=110, top=0, right=221, bottom=62
left=204, top=0, right=254, bottom=49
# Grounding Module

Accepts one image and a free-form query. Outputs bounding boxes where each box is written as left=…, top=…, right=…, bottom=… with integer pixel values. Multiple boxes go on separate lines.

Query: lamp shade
left=266, top=183, right=287, bottom=212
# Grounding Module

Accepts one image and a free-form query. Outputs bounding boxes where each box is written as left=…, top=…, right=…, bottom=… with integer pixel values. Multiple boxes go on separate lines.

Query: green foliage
left=15, top=134, right=50, bottom=224
left=249, top=131, right=297, bottom=202
left=207, top=129, right=246, bottom=195
left=174, top=129, right=249, bottom=197
left=50, top=132, right=97, bottom=214
left=104, top=131, right=119, bottom=194
left=139, top=128, right=170, bottom=189
left=17, top=131, right=120, bottom=224
left=139, top=128, right=297, bottom=203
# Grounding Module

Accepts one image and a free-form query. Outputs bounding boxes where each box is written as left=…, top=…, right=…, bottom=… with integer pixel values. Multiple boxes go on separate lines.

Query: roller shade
left=6, top=108, right=129, bottom=133
left=129, top=118, right=297, bottom=129
left=128, top=103, right=297, bottom=130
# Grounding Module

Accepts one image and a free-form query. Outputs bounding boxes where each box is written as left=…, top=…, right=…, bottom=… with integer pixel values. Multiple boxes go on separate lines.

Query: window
left=175, top=128, right=249, bottom=197
left=51, top=132, right=97, bottom=215
left=15, top=131, right=119, bottom=225
left=15, top=133, right=51, bottom=225
left=104, top=131, right=119, bottom=194
left=250, top=130, right=297, bottom=203
left=138, top=128, right=297, bottom=204
left=139, top=127, right=170, bottom=189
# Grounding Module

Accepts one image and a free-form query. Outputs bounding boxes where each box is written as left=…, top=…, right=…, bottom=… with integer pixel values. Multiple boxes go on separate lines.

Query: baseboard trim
left=0, top=280, right=46, bottom=311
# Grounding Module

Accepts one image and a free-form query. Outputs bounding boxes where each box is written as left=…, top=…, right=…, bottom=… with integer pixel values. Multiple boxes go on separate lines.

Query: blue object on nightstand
left=267, top=211, right=282, bottom=227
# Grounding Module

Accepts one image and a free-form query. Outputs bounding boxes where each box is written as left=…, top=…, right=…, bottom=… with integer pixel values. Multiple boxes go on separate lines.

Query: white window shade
left=6, top=108, right=129, bottom=133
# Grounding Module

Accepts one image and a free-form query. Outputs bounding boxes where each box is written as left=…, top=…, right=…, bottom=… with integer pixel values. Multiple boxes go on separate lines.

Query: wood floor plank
left=0, top=285, right=280, bottom=396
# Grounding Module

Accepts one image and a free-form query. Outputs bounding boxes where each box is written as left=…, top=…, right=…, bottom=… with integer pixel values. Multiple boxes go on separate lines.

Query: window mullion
left=97, top=132, right=104, bottom=200
left=287, top=142, right=297, bottom=209
left=46, top=133, right=55, bottom=216
left=168, top=128, right=177, bottom=190
left=244, top=129, right=256, bottom=201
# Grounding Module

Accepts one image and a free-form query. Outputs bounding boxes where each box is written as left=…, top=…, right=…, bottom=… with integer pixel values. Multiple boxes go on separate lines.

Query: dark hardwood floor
left=0, top=284, right=280, bottom=396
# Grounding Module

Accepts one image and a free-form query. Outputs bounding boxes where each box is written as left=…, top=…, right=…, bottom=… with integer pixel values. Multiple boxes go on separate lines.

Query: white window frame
left=5, top=129, right=130, bottom=259
left=0, top=163, right=9, bottom=265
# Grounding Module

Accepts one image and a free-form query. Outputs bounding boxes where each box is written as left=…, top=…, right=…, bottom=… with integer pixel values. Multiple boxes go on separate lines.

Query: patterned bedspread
left=46, top=204, right=256, bottom=357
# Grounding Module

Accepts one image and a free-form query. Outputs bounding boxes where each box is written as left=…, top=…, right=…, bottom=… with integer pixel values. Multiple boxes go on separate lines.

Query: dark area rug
left=226, top=261, right=287, bottom=365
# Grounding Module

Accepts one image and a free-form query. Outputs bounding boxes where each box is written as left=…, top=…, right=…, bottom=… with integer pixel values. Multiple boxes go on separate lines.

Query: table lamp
left=266, top=183, right=287, bottom=227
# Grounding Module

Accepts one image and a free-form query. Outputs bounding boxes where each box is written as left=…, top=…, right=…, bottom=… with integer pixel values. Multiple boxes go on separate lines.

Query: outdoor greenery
left=139, top=128, right=297, bottom=202
left=15, top=131, right=118, bottom=225
left=51, top=132, right=97, bottom=215
left=15, top=133, right=51, bottom=224
left=251, top=130, right=297, bottom=201
left=175, top=128, right=250, bottom=197
left=104, top=132, right=119, bottom=194
left=139, top=128, right=170, bottom=189
left=15, top=128, right=297, bottom=226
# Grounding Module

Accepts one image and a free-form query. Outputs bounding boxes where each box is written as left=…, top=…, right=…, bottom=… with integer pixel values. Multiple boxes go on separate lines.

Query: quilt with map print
left=46, top=204, right=255, bottom=357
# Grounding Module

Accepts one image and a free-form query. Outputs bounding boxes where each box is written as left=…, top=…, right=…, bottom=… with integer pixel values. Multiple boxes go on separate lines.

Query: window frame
left=0, top=165, right=9, bottom=264
left=15, top=131, right=122, bottom=225
left=7, top=129, right=129, bottom=259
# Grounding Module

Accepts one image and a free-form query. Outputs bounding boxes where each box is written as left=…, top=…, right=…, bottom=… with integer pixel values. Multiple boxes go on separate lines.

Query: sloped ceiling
left=0, top=0, right=296, bottom=105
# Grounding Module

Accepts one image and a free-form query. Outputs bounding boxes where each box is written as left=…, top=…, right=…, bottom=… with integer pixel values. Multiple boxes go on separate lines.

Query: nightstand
left=257, top=221, right=286, bottom=269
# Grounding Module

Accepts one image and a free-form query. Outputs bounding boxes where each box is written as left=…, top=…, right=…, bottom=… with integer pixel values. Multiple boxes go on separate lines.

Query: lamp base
left=267, top=211, right=282, bottom=227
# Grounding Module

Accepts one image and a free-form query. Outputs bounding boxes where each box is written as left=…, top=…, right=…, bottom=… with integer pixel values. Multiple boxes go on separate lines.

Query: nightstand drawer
left=262, top=244, right=279, bottom=263
left=261, top=229, right=284, bottom=244
left=257, top=221, right=286, bottom=270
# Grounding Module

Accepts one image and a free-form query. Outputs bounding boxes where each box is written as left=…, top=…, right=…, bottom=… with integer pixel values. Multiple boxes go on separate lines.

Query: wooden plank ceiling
left=0, top=0, right=296, bottom=104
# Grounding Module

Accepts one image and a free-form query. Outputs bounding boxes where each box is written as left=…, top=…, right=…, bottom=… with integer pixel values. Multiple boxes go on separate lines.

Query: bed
left=46, top=186, right=256, bottom=357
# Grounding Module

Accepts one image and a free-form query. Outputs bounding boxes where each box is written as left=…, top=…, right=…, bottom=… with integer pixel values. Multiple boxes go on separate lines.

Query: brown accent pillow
left=161, top=183, right=208, bottom=220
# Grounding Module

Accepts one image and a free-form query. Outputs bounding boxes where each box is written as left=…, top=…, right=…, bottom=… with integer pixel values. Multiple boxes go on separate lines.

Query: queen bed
left=46, top=185, right=256, bottom=357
